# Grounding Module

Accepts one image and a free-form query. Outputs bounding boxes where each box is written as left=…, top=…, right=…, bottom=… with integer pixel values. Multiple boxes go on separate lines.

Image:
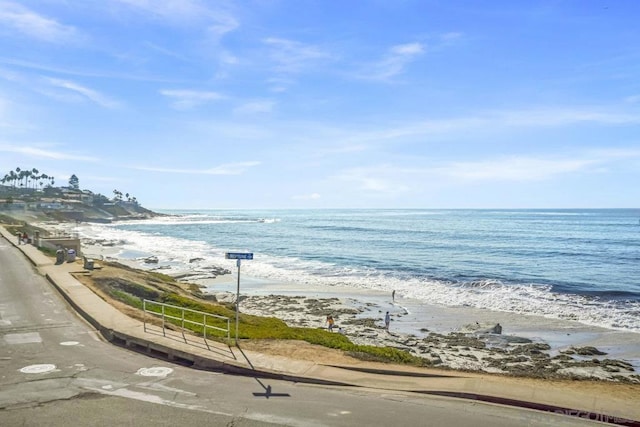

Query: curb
left=2, top=226, right=639, bottom=425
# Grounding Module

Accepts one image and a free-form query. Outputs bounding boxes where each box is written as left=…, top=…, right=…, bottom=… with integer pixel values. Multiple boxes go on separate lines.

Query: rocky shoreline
left=28, top=220, right=640, bottom=383
left=215, top=292, right=640, bottom=382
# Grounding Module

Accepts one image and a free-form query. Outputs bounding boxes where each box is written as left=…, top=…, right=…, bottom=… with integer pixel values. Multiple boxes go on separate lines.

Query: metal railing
left=142, top=299, right=230, bottom=343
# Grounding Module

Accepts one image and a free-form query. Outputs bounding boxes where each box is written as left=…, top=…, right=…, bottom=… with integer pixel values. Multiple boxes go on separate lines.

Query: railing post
left=203, top=313, right=207, bottom=341
left=181, top=308, right=186, bottom=341
left=162, top=305, right=166, bottom=336
left=141, top=301, right=231, bottom=347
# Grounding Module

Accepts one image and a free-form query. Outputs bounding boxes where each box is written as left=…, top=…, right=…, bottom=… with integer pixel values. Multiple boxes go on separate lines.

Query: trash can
left=56, top=249, right=65, bottom=264
left=67, top=249, right=76, bottom=262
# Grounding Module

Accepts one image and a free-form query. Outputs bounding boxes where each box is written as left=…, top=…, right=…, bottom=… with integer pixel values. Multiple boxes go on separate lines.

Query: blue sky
left=1, top=1, right=639, bottom=209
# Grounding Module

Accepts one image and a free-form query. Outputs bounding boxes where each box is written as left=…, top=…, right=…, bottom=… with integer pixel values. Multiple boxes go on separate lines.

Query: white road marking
left=20, top=364, right=56, bottom=374
left=136, top=382, right=198, bottom=396
left=136, top=367, right=174, bottom=377
left=60, top=341, right=80, bottom=346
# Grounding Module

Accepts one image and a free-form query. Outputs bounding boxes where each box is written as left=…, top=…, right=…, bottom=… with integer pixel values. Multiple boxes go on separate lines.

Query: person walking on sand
left=326, top=315, right=335, bottom=332
left=384, top=311, right=390, bottom=331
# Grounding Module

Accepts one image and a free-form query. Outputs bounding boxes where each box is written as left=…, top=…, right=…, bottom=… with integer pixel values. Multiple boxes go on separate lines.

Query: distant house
left=38, top=201, right=64, bottom=210
left=80, top=190, right=94, bottom=204
left=60, top=188, right=94, bottom=204
left=60, top=188, right=82, bottom=200
left=0, top=199, right=26, bottom=210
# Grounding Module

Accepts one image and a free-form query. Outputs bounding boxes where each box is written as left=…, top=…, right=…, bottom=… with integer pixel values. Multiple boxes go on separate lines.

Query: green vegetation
left=1, top=167, right=55, bottom=192
left=0, top=214, right=48, bottom=238
left=0, top=168, right=158, bottom=223
left=0, top=213, right=21, bottom=226
left=37, top=246, right=59, bottom=257
left=90, top=269, right=428, bottom=367
left=0, top=173, right=427, bottom=367
left=148, top=271, right=176, bottom=283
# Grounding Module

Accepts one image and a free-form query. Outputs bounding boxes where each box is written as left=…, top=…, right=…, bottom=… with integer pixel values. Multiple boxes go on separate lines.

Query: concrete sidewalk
left=1, top=226, right=638, bottom=426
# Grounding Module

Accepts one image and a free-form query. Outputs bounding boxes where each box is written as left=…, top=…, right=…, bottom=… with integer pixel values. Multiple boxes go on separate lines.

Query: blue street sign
left=225, top=252, right=253, bottom=260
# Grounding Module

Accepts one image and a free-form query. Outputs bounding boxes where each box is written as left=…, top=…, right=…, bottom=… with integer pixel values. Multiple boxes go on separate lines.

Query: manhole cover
left=20, top=364, right=56, bottom=374
left=136, top=367, right=173, bottom=377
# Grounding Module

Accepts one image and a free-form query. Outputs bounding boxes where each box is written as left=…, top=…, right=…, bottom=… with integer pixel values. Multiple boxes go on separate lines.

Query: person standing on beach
left=326, top=315, right=335, bottom=332
left=392, top=290, right=395, bottom=302
left=384, top=311, right=390, bottom=331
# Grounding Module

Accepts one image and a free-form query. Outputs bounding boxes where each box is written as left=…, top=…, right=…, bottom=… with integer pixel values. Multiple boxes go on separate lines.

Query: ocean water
left=77, top=209, right=640, bottom=334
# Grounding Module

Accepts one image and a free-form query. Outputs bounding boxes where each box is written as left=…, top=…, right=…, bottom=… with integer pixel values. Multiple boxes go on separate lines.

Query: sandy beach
left=64, top=223, right=640, bottom=384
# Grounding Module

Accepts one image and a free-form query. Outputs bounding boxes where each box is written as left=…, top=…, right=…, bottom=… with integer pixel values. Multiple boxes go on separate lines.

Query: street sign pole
left=235, top=259, right=241, bottom=343
left=225, top=252, right=253, bottom=344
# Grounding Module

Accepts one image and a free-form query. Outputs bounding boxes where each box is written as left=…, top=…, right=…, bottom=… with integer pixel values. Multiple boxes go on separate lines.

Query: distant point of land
left=1, top=169, right=160, bottom=224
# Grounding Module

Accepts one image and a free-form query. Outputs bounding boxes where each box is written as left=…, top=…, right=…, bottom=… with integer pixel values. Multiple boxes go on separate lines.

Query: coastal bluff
left=0, top=185, right=161, bottom=225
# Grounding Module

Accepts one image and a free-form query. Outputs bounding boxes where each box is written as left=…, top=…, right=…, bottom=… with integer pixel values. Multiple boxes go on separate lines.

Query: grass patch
left=0, top=213, right=23, bottom=226
left=93, top=277, right=161, bottom=301
left=79, top=261, right=430, bottom=366
left=110, top=289, right=143, bottom=309
left=38, top=246, right=58, bottom=257
left=148, top=271, right=175, bottom=283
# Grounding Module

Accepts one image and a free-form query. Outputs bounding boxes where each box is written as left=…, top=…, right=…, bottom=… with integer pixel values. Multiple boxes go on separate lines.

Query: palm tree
left=31, top=168, right=39, bottom=190
left=26, top=170, right=33, bottom=191
left=18, top=170, right=28, bottom=190
left=9, top=171, right=18, bottom=191
left=38, top=173, right=48, bottom=191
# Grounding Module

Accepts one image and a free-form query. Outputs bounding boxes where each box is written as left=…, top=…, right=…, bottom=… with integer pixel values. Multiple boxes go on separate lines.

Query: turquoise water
left=85, top=208, right=640, bottom=332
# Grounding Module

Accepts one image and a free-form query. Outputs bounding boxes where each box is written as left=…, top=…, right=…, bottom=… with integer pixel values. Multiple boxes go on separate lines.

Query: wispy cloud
left=0, top=2, right=79, bottom=44
left=143, top=42, right=191, bottom=62
left=430, top=148, right=640, bottom=182
left=0, top=96, right=9, bottom=128
left=233, top=100, right=275, bottom=114
left=332, top=165, right=411, bottom=194
left=133, top=161, right=261, bottom=175
left=0, top=66, right=25, bottom=82
left=266, top=76, right=295, bottom=93
left=321, top=106, right=640, bottom=149
left=497, top=108, right=640, bottom=127
left=329, top=148, right=640, bottom=194
left=589, top=147, right=640, bottom=159
left=113, top=0, right=238, bottom=36
left=625, top=94, right=640, bottom=104
left=160, top=89, right=225, bottom=109
left=0, top=143, right=98, bottom=161
left=44, top=78, right=120, bottom=108
left=0, top=57, right=191, bottom=83
left=437, top=156, right=596, bottom=182
left=263, top=38, right=331, bottom=73
left=357, top=42, right=425, bottom=81
left=439, top=32, right=463, bottom=43
left=432, top=149, right=640, bottom=182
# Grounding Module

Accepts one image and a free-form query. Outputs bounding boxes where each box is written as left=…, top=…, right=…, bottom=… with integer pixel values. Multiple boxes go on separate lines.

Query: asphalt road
left=0, top=236, right=601, bottom=426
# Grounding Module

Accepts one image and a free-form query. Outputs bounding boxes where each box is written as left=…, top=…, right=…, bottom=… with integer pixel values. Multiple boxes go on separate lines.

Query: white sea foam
left=71, top=218, right=640, bottom=335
